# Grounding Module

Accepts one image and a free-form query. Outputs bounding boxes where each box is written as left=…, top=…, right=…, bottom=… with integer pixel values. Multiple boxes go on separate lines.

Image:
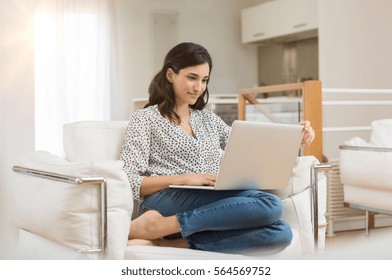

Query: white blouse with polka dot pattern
left=120, top=105, right=231, bottom=202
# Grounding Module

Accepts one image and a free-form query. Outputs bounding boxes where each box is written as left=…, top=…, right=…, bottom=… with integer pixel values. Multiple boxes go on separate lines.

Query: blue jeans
left=139, top=188, right=292, bottom=255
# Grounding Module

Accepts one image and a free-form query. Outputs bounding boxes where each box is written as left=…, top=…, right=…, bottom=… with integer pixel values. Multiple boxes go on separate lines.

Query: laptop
left=169, top=120, right=304, bottom=191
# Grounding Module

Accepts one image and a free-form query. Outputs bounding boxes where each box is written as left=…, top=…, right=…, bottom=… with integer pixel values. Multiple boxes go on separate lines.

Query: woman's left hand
left=299, top=120, right=315, bottom=146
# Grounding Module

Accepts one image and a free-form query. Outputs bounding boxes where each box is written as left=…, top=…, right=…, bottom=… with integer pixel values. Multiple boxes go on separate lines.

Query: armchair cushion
left=63, top=121, right=128, bottom=162
left=370, top=118, right=392, bottom=147
left=12, top=151, right=133, bottom=259
left=340, top=131, right=392, bottom=212
left=341, top=136, right=392, bottom=191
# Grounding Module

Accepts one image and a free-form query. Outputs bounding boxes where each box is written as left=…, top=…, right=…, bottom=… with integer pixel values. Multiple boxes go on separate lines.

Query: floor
left=316, top=226, right=392, bottom=259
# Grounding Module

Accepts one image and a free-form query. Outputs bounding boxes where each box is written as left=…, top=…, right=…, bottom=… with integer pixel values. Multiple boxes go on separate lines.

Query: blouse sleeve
left=120, top=111, right=150, bottom=203
left=209, top=110, right=231, bottom=150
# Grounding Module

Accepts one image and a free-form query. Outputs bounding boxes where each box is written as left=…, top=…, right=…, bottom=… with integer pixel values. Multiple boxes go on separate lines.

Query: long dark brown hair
left=145, top=42, right=212, bottom=124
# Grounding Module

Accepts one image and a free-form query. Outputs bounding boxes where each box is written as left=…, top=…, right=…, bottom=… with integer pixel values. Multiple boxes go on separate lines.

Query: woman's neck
left=173, top=105, right=194, bottom=137
left=173, top=105, right=190, bottom=119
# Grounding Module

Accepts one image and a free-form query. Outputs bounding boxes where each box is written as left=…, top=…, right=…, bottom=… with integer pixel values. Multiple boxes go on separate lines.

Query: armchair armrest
left=339, top=144, right=392, bottom=191
left=267, top=156, right=331, bottom=252
left=339, top=145, right=392, bottom=152
left=12, top=166, right=107, bottom=258
left=11, top=151, right=133, bottom=259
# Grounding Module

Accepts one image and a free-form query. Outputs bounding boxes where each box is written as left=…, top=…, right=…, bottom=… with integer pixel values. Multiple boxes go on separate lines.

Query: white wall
left=318, top=0, right=392, bottom=159
left=0, top=0, right=35, bottom=257
left=112, top=0, right=259, bottom=120
left=319, top=0, right=392, bottom=88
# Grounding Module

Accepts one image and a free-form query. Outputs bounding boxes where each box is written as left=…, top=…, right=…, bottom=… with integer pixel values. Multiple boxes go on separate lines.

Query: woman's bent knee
left=276, top=220, right=293, bottom=246
left=262, top=192, right=285, bottom=221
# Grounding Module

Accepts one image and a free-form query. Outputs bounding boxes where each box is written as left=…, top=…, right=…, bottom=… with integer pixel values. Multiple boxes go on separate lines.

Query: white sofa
left=11, top=121, right=328, bottom=260
left=340, top=119, right=392, bottom=234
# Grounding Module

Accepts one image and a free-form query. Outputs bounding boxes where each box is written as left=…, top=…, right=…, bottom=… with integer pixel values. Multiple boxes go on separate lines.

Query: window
left=34, top=1, right=112, bottom=156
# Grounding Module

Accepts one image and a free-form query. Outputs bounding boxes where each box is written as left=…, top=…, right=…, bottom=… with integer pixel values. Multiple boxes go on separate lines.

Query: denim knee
left=276, top=220, right=293, bottom=247
left=268, top=193, right=284, bottom=215
left=258, top=191, right=285, bottom=221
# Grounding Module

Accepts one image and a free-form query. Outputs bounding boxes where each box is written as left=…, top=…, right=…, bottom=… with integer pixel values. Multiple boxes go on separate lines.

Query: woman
left=121, top=42, right=315, bottom=254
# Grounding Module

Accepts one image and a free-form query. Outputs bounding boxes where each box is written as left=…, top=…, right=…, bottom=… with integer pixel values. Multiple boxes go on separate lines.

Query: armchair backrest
left=370, top=118, right=392, bottom=147
left=63, top=121, right=128, bottom=162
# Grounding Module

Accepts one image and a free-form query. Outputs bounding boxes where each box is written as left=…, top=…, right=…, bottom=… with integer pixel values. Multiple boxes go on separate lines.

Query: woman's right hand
left=179, top=173, right=217, bottom=186
left=140, top=173, right=217, bottom=197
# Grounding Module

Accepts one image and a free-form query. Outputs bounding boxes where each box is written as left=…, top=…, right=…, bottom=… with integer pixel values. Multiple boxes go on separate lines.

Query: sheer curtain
left=34, top=0, right=116, bottom=156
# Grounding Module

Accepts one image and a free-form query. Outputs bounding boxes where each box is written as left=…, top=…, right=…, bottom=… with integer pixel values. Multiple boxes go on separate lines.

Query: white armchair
left=11, top=121, right=329, bottom=259
left=340, top=119, right=392, bottom=235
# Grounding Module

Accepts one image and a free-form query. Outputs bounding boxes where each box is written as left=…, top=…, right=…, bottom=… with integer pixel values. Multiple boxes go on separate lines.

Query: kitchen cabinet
left=241, top=0, right=318, bottom=44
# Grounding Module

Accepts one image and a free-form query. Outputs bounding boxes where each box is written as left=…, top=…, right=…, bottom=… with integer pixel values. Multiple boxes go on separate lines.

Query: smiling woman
left=33, top=0, right=116, bottom=156
left=120, top=42, right=316, bottom=255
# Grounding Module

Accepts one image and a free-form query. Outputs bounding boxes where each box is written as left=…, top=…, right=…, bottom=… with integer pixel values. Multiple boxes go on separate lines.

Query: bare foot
left=127, top=239, right=156, bottom=246
left=128, top=210, right=181, bottom=240
left=127, top=238, right=188, bottom=248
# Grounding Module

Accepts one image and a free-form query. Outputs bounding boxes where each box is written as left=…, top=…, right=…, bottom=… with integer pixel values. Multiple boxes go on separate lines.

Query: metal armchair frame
left=12, top=166, right=107, bottom=258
